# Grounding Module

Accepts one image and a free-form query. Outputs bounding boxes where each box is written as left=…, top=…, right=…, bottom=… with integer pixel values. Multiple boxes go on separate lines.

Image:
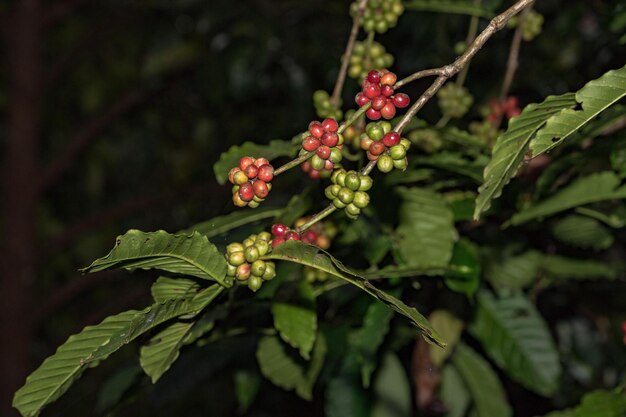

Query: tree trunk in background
left=1, top=1, right=41, bottom=415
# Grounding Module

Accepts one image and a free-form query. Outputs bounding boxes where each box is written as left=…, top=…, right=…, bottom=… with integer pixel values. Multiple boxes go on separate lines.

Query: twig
left=456, top=0, right=482, bottom=87
left=500, top=4, right=532, bottom=99
left=394, top=68, right=445, bottom=89
left=395, top=0, right=534, bottom=135
left=330, top=0, right=369, bottom=107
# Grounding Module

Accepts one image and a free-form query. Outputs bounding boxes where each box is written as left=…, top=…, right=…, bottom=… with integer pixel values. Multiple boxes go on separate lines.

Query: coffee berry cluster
left=356, top=70, right=410, bottom=120
left=294, top=217, right=338, bottom=250
left=325, top=169, right=372, bottom=218
left=486, top=96, right=521, bottom=123
left=348, top=41, right=394, bottom=80
left=312, top=90, right=343, bottom=120
left=360, top=121, right=411, bottom=172
left=226, top=232, right=276, bottom=291
left=437, top=83, right=474, bottom=119
left=509, top=10, right=544, bottom=42
left=352, top=0, right=404, bottom=34
left=300, top=118, right=344, bottom=180
left=228, top=157, right=275, bottom=208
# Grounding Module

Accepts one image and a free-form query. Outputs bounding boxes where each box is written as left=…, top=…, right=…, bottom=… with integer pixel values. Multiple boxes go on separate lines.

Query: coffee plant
left=13, top=1, right=626, bottom=416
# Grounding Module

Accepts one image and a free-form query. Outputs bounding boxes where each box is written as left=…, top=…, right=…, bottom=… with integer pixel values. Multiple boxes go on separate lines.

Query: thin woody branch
left=500, top=5, right=532, bottom=99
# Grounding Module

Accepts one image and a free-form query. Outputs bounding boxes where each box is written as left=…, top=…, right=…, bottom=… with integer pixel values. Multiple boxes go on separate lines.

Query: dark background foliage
left=1, top=0, right=624, bottom=416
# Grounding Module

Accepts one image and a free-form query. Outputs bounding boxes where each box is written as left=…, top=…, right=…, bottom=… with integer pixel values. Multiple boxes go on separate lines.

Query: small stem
left=500, top=4, right=530, bottom=100
left=394, top=68, right=445, bottom=89
left=338, top=102, right=371, bottom=134
left=296, top=204, right=337, bottom=233
left=274, top=152, right=314, bottom=176
left=361, top=159, right=377, bottom=176
left=331, top=0, right=369, bottom=107
left=456, top=0, right=482, bottom=87
left=435, top=114, right=451, bottom=129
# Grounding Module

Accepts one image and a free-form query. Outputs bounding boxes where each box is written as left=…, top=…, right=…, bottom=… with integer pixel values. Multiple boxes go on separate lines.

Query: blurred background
left=0, top=0, right=624, bottom=415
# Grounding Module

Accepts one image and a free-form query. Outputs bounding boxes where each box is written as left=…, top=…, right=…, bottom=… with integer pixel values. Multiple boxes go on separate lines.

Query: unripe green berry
left=333, top=198, right=347, bottom=209
left=233, top=171, right=249, bottom=185
left=227, top=242, right=245, bottom=255
left=248, top=276, right=263, bottom=292
left=251, top=260, right=266, bottom=277
left=353, top=191, right=370, bottom=208
left=400, top=138, right=411, bottom=150
left=380, top=121, right=392, bottom=134
left=257, top=231, right=272, bottom=242
left=335, top=171, right=347, bottom=187
left=346, top=203, right=361, bottom=217
left=345, top=172, right=361, bottom=191
left=393, top=157, right=408, bottom=170
left=227, top=263, right=237, bottom=276
left=389, top=144, right=407, bottom=160
left=244, top=246, right=260, bottom=263
left=229, top=252, right=246, bottom=266
left=311, top=155, right=326, bottom=171
left=338, top=187, right=354, bottom=204
left=329, top=148, right=343, bottom=164
left=358, top=175, right=373, bottom=191
left=263, top=262, right=276, bottom=280
left=243, top=237, right=255, bottom=248
left=325, top=185, right=338, bottom=200
left=255, top=240, right=270, bottom=256
left=377, top=154, right=394, bottom=173
left=248, top=200, right=260, bottom=209
left=366, top=123, right=384, bottom=141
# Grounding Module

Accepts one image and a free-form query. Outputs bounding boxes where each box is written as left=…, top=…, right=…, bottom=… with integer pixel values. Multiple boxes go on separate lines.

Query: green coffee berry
left=393, top=157, right=408, bottom=170
left=227, top=242, right=244, bottom=255
left=353, top=191, right=370, bottom=208
left=337, top=187, right=355, bottom=204
left=248, top=276, right=263, bottom=291
left=377, top=154, right=394, bottom=173
left=345, top=203, right=361, bottom=217
left=226, top=263, right=237, bottom=277
left=244, top=246, right=260, bottom=263
left=437, top=83, right=474, bottom=119
left=251, top=260, right=266, bottom=277
left=345, top=172, right=361, bottom=191
left=262, top=262, right=276, bottom=280
left=229, top=252, right=246, bottom=267
left=311, top=154, right=326, bottom=171
left=389, top=144, right=406, bottom=160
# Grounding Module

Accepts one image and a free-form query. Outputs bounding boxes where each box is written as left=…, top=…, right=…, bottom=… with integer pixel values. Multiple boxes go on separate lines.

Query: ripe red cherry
left=366, top=151, right=378, bottom=161
left=364, top=83, right=382, bottom=99
left=254, top=157, right=270, bottom=168
left=303, top=136, right=321, bottom=152
left=366, top=107, right=382, bottom=120
left=257, top=164, right=274, bottom=182
left=370, top=141, right=386, bottom=156
left=244, top=164, right=259, bottom=179
left=367, top=70, right=381, bottom=84
left=381, top=102, right=397, bottom=119
left=371, top=96, right=387, bottom=111
left=309, top=169, right=321, bottom=180
left=286, top=231, right=301, bottom=241
left=239, top=156, right=255, bottom=171
left=393, top=93, right=410, bottom=108
left=324, top=160, right=334, bottom=170
left=301, top=161, right=311, bottom=172
left=303, top=230, right=318, bottom=243
left=382, top=132, right=401, bottom=147
left=355, top=92, right=370, bottom=106
left=239, top=182, right=255, bottom=202
left=309, top=122, right=325, bottom=138
left=321, top=132, right=339, bottom=147
left=316, top=146, right=331, bottom=160
left=272, top=237, right=285, bottom=247
left=322, top=118, right=339, bottom=133
left=252, top=180, right=269, bottom=198
left=272, top=223, right=288, bottom=236
left=381, top=85, right=394, bottom=97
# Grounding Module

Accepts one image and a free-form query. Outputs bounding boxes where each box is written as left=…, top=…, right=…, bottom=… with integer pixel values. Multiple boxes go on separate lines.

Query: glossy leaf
left=263, top=241, right=446, bottom=348
left=474, top=93, right=577, bottom=219
left=151, top=276, right=200, bottom=303
left=452, top=343, right=512, bottom=417
left=183, top=207, right=282, bottom=238
left=371, top=354, right=412, bottom=417
left=82, top=229, right=229, bottom=286
left=395, top=187, right=457, bottom=270
left=540, top=255, right=618, bottom=282
left=13, top=285, right=223, bottom=417
left=272, top=281, right=317, bottom=359
left=140, top=321, right=195, bottom=383
left=552, top=215, right=614, bottom=251
left=213, top=139, right=298, bottom=184
left=440, top=364, right=471, bottom=417
left=470, top=291, right=561, bottom=396
left=484, top=250, right=542, bottom=291
left=509, top=172, right=626, bottom=226
left=530, top=65, right=626, bottom=156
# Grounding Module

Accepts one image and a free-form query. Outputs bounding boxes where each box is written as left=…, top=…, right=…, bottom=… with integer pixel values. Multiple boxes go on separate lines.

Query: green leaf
left=350, top=298, right=395, bottom=387
left=263, top=241, right=446, bottom=348
left=371, top=353, right=412, bottom=417
left=572, top=390, right=626, bottom=417
left=13, top=285, right=223, bottom=417
left=213, top=139, right=298, bottom=184
left=140, top=321, right=195, bottom=383
left=552, top=215, right=614, bottom=251
left=82, top=229, right=229, bottom=286
left=234, top=370, right=261, bottom=413
left=444, top=239, right=480, bottom=296
left=452, top=343, right=512, bottom=417
left=540, top=255, right=618, bottom=282
left=484, top=250, right=542, bottom=291
left=272, top=280, right=317, bottom=359
left=183, top=207, right=282, bottom=238
left=395, top=188, right=457, bottom=270
left=444, top=191, right=477, bottom=221
left=414, top=152, right=485, bottom=183
left=440, top=364, right=471, bottom=417
left=404, top=0, right=495, bottom=18
left=509, top=172, right=626, bottom=226
left=530, top=65, right=626, bottom=156
left=361, top=265, right=447, bottom=279
left=474, top=93, right=577, bottom=220
left=95, top=365, right=141, bottom=414
left=470, top=291, right=561, bottom=396
left=325, top=374, right=369, bottom=417
left=256, top=332, right=326, bottom=400
left=150, top=276, right=200, bottom=302
left=429, top=310, right=463, bottom=368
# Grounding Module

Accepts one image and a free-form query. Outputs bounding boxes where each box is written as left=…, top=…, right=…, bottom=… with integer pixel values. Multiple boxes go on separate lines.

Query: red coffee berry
left=393, top=93, right=410, bottom=108
left=324, top=160, right=334, bottom=170
left=286, top=231, right=301, bottom=241
left=371, top=96, right=387, bottom=111
left=245, top=164, right=259, bottom=179
left=381, top=85, right=394, bottom=97
left=380, top=72, right=397, bottom=86
left=321, top=132, right=339, bottom=147
left=317, top=145, right=331, bottom=160
left=309, top=169, right=321, bottom=180
left=239, top=182, right=255, bottom=202
left=382, top=132, right=400, bottom=147
left=252, top=180, right=269, bottom=198
left=239, top=156, right=255, bottom=171
left=303, top=136, right=321, bottom=152
left=381, top=102, right=397, bottom=119
left=228, top=167, right=241, bottom=184
left=257, top=164, right=274, bottom=182
left=366, top=151, right=378, bottom=161
left=254, top=157, right=270, bottom=168
left=364, top=83, right=382, bottom=99
left=272, top=237, right=285, bottom=247
left=309, top=121, right=325, bottom=138
left=366, top=107, right=382, bottom=120
left=301, top=161, right=312, bottom=172
left=355, top=92, right=370, bottom=106
left=322, top=118, right=339, bottom=133
left=272, top=223, right=288, bottom=236
left=367, top=70, right=381, bottom=84
left=304, top=230, right=317, bottom=243
left=370, top=141, right=386, bottom=156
